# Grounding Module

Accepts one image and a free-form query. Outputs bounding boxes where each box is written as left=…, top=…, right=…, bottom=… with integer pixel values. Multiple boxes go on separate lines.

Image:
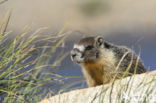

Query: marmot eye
left=86, top=45, right=93, bottom=50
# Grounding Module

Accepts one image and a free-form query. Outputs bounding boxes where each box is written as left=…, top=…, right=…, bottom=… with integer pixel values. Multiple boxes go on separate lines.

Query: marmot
left=71, top=36, right=146, bottom=87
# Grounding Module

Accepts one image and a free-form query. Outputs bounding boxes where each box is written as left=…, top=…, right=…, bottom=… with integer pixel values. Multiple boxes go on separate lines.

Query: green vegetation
left=0, top=13, right=83, bottom=103
left=78, top=0, right=109, bottom=17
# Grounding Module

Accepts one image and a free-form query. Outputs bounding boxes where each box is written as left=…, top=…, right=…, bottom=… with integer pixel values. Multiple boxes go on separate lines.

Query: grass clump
left=0, top=13, right=73, bottom=103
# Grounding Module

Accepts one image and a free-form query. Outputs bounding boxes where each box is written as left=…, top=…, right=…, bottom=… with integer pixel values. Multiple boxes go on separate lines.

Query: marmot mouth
left=72, top=56, right=84, bottom=64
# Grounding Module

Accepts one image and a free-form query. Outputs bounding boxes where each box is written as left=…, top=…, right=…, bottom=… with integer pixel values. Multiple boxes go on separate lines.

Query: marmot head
left=71, top=36, right=111, bottom=64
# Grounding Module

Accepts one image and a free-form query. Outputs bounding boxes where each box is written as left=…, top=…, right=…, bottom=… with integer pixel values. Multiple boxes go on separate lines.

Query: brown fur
left=81, top=50, right=118, bottom=87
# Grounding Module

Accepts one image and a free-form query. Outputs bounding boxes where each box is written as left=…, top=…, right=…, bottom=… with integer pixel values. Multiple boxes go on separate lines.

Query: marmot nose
left=71, top=54, right=76, bottom=58
left=71, top=50, right=77, bottom=59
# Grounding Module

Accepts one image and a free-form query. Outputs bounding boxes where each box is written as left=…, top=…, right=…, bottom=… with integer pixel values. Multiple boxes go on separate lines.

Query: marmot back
left=71, top=36, right=146, bottom=87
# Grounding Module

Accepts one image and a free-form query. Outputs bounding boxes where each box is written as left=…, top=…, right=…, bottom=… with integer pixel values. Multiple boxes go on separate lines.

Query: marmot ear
left=95, top=36, right=104, bottom=48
